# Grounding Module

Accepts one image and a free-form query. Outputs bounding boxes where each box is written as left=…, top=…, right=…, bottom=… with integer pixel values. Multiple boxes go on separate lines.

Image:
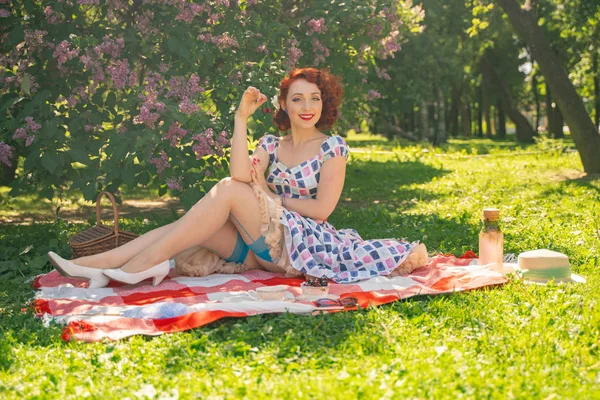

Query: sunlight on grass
left=0, top=132, right=599, bottom=399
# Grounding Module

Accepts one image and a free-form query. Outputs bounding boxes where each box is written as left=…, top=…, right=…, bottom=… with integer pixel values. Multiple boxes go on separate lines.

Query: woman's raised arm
left=230, top=86, right=268, bottom=182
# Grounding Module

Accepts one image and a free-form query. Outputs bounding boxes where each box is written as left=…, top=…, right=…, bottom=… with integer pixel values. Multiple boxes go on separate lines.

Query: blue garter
left=248, top=236, right=273, bottom=263
left=225, top=231, right=249, bottom=264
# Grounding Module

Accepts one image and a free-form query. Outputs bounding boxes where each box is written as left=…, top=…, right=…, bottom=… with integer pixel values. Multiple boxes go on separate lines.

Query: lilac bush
left=0, top=0, right=420, bottom=209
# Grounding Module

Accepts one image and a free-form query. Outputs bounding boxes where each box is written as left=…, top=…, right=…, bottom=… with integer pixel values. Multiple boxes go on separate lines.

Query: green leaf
left=89, top=112, right=103, bottom=125
left=69, top=149, right=90, bottom=164
left=121, top=167, right=136, bottom=186
left=41, top=154, right=58, bottom=175
left=167, top=36, right=192, bottom=62
left=106, top=92, right=116, bottom=108
left=20, top=74, right=31, bottom=95
left=23, top=153, right=39, bottom=171
left=39, top=186, right=54, bottom=200
left=83, top=183, right=98, bottom=201
left=158, top=185, right=167, bottom=197
left=136, top=170, right=151, bottom=185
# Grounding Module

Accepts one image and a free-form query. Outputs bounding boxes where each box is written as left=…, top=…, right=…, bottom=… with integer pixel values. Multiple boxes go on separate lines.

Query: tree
left=495, top=0, right=600, bottom=173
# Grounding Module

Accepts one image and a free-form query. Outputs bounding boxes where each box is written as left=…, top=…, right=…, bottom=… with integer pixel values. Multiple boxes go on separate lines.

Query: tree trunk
left=546, top=86, right=554, bottom=135
left=497, top=99, right=507, bottom=139
left=428, top=102, right=436, bottom=141
left=419, top=100, right=429, bottom=141
left=462, top=99, right=472, bottom=137
left=450, top=85, right=460, bottom=137
left=481, top=66, right=493, bottom=138
left=594, top=51, right=599, bottom=130
left=435, top=87, right=447, bottom=144
left=532, top=71, right=541, bottom=134
left=490, top=105, right=496, bottom=135
left=553, top=103, right=564, bottom=138
left=482, top=50, right=536, bottom=142
left=496, top=0, right=600, bottom=172
left=477, top=85, right=484, bottom=137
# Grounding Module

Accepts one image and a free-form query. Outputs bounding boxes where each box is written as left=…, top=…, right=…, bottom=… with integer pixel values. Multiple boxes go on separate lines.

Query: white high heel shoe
left=102, top=259, right=170, bottom=286
left=47, top=251, right=110, bottom=289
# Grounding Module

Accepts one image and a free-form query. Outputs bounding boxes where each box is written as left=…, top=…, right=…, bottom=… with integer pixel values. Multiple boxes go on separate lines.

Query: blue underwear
left=224, top=230, right=273, bottom=264
left=225, top=231, right=249, bottom=263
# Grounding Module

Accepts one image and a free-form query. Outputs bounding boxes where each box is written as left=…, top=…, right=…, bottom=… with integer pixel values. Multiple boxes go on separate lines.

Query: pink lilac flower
left=256, top=44, right=267, bottom=53
left=44, top=6, right=64, bottom=24
left=159, top=62, right=170, bottom=73
left=376, top=66, right=391, bottom=80
left=134, top=105, right=160, bottom=128
left=207, top=12, right=223, bottom=25
left=284, top=38, right=303, bottom=69
left=107, top=59, right=131, bottom=89
left=94, top=35, right=125, bottom=58
left=25, top=135, right=35, bottom=147
left=118, top=125, right=127, bottom=134
left=53, top=40, right=79, bottom=71
left=25, top=116, right=41, bottom=132
left=211, top=33, right=239, bottom=50
left=191, top=128, right=214, bottom=159
left=0, top=9, right=10, bottom=17
left=128, top=70, right=137, bottom=87
left=368, top=90, right=382, bottom=100
left=307, top=18, right=327, bottom=36
left=149, top=150, right=170, bottom=174
left=379, top=32, right=401, bottom=59
left=24, top=30, right=49, bottom=52
left=135, top=11, right=159, bottom=36
left=162, top=122, right=187, bottom=147
left=198, top=33, right=213, bottom=43
left=67, top=95, right=79, bottom=107
left=77, top=0, right=100, bottom=4
left=179, top=97, right=199, bottom=115
left=13, top=127, right=27, bottom=140
left=246, top=0, right=257, bottom=5
left=0, top=142, right=14, bottom=167
left=312, top=38, right=330, bottom=67
left=166, top=74, right=205, bottom=100
left=165, top=176, right=183, bottom=191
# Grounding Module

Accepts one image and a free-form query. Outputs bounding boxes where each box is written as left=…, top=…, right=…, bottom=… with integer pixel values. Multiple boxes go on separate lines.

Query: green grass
left=1, top=132, right=599, bottom=399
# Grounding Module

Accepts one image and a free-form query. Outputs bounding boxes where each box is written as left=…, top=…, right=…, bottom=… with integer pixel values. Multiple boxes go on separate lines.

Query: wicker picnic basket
left=69, top=191, right=139, bottom=258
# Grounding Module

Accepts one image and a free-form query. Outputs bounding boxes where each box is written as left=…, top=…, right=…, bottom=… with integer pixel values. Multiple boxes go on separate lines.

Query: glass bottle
left=478, top=208, right=504, bottom=268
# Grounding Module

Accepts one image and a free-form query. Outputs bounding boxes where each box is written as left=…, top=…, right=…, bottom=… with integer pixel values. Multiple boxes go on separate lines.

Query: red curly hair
left=273, top=67, right=344, bottom=132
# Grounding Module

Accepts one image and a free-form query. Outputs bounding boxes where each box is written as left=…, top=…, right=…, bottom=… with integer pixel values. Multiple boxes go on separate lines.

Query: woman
left=48, top=67, right=427, bottom=288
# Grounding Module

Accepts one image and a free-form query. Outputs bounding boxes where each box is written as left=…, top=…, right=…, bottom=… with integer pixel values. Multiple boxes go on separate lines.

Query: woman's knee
left=212, top=177, right=253, bottom=202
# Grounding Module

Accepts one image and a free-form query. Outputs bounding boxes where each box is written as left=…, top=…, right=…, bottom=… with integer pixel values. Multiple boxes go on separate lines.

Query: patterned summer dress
left=258, top=134, right=419, bottom=284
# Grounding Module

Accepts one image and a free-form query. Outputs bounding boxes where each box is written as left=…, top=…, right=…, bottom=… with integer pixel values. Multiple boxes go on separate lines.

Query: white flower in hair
left=271, top=94, right=280, bottom=111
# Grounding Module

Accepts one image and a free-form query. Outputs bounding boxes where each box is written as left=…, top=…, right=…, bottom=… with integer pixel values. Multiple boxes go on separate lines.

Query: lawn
left=0, top=132, right=598, bottom=399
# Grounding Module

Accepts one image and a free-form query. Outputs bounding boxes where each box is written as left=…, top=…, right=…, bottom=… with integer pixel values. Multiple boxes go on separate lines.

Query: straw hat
left=517, top=249, right=586, bottom=284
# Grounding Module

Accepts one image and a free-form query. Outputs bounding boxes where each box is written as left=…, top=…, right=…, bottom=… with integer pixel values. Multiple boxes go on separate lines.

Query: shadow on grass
left=565, top=173, right=600, bottom=195
left=343, top=159, right=450, bottom=209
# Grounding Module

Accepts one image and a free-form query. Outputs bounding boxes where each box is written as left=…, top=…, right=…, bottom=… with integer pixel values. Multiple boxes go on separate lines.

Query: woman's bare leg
left=119, top=178, right=267, bottom=273
left=72, top=222, right=176, bottom=269
left=71, top=218, right=262, bottom=270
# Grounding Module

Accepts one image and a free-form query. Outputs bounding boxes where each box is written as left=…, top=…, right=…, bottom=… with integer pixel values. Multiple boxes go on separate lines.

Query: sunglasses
left=314, top=296, right=358, bottom=309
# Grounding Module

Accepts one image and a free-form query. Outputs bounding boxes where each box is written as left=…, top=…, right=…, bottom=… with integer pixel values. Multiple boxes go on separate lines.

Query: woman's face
left=282, top=79, right=323, bottom=129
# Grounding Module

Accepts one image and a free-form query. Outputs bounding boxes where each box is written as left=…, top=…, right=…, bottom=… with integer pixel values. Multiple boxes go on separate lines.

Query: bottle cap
left=483, top=208, right=500, bottom=221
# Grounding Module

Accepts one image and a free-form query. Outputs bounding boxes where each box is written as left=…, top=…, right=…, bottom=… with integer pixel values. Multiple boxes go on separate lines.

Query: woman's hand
left=250, top=160, right=279, bottom=201
left=236, top=86, right=268, bottom=120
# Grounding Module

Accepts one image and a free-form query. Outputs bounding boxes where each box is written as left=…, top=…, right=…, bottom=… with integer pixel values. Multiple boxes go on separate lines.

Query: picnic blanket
left=30, top=254, right=508, bottom=342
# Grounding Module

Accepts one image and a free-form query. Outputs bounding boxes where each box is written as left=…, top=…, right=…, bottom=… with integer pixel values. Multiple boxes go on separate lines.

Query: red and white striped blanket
left=31, top=254, right=506, bottom=342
